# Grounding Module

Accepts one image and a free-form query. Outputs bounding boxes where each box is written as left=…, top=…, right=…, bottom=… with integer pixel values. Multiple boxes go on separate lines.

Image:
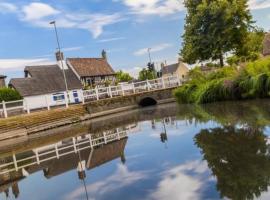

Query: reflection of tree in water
left=195, top=126, right=270, bottom=200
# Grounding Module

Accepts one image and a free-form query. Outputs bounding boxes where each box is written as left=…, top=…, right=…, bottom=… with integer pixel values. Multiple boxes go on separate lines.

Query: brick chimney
left=0, top=75, right=6, bottom=88
left=102, top=49, right=107, bottom=60
left=55, top=51, right=68, bottom=69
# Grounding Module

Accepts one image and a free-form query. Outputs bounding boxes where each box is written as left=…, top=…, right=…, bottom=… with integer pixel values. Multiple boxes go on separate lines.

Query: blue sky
left=0, top=0, right=270, bottom=80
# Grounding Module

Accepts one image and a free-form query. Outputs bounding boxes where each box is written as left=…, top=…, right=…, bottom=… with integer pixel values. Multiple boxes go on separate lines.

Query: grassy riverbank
left=174, top=57, right=270, bottom=104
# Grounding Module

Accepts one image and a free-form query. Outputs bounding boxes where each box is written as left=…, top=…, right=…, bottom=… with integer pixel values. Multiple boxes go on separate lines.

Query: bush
left=0, top=88, right=22, bottom=102
left=174, top=57, right=270, bottom=104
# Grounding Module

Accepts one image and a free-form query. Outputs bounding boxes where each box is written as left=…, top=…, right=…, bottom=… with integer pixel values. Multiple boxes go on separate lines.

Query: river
left=1, top=100, right=270, bottom=200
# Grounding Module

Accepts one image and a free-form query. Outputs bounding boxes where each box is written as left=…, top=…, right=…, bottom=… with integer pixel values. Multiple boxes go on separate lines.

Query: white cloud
left=64, top=164, right=148, bottom=200
left=62, top=46, right=83, bottom=52
left=0, top=58, right=54, bottom=73
left=0, top=2, right=17, bottom=14
left=11, top=2, right=124, bottom=38
left=22, top=3, right=60, bottom=21
left=249, top=0, right=270, bottom=10
left=148, top=160, right=210, bottom=200
left=120, top=0, right=185, bottom=16
left=97, top=37, right=126, bottom=43
left=134, top=43, right=173, bottom=56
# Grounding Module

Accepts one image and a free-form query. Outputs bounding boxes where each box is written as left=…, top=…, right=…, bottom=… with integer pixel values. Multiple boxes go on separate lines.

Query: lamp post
left=49, top=21, right=69, bottom=102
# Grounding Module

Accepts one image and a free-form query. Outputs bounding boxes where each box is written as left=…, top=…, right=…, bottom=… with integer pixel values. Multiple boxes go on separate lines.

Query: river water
left=1, top=100, right=270, bottom=200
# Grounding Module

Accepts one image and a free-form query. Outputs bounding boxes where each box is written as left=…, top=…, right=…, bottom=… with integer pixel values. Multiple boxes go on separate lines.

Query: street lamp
left=49, top=21, right=69, bottom=101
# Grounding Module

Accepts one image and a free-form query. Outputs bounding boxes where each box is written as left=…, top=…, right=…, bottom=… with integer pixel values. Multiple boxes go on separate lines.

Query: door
left=73, top=91, right=80, bottom=103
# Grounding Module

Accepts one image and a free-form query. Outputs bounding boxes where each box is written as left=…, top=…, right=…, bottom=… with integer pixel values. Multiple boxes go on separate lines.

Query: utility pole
left=50, top=21, right=69, bottom=101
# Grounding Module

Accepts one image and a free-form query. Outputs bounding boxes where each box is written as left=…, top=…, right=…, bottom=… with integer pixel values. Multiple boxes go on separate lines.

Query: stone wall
left=85, top=88, right=176, bottom=114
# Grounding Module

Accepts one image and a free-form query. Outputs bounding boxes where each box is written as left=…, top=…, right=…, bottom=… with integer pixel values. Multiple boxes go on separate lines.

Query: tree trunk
left=219, top=53, right=224, bottom=67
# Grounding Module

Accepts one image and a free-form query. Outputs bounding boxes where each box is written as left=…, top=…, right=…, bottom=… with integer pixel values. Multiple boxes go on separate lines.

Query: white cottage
left=9, top=61, right=83, bottom=110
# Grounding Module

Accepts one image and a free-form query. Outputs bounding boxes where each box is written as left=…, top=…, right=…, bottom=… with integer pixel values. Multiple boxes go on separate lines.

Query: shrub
left=0, top=88, right=22, bottom=102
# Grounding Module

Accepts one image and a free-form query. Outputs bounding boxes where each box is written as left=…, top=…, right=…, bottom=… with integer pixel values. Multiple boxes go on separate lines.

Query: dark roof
left=67, top=58, right=115, bottom=77
left=263, top=33, right=270, bottom=56
left=0, top=75, right=6, bottom=79
left=9, top=65, right=82, bottom=97
left=161, top=63, right=179, bottom=74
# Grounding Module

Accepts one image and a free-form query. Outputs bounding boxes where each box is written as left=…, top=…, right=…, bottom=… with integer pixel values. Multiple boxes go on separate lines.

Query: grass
left=174, top=57, right=270, bottom=104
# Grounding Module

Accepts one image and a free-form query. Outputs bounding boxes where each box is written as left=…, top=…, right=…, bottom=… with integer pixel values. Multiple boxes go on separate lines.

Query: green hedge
left=0, top=88, right=22, bottom=102
left=174, top=57, right=270, bottom=104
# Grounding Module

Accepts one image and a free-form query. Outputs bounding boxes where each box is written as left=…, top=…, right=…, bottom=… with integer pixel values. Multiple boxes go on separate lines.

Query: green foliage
left=181, top=0, right=253, bottom=66
left=116, top=70, right=133, bottom=82
left=138, top=68, right=157, bottom=81
left=174, top=57, right=270, bottom=104
left=227, top=29, right=265, bottom=65
left=0, top=88, right=22, bottom=102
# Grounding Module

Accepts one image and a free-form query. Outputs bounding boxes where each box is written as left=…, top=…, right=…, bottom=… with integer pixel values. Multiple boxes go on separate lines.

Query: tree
left=227, top=28, right=265, bottom=65
left=181, top=0, right=253, bottom=66
left=138, top=68, right=157, bottom=81
left=116, top=70, right=133, bottom=82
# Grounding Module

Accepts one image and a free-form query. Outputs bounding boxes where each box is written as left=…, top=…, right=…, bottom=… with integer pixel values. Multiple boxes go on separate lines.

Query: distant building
left=263, top=33, right=270, bottom=57
left=67, top=50, right=116, bottom=87
left=0, top=75, right=6, bottom=88
left=9, top=53, right=83, bottom=110
left=161, top=58, right=189, bottom=79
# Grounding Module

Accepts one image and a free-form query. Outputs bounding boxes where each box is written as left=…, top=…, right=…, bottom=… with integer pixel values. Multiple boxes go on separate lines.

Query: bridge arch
left=139, top=97, right=157, bottom=107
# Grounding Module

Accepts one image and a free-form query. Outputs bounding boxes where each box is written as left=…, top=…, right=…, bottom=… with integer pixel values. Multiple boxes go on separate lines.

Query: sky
left=0, top=0, right=270, bottom=80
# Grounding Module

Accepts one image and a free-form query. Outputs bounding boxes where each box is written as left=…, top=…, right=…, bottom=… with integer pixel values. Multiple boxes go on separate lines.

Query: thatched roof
left=263, top=33, right=270, bottom=56
left=9, top=65, right=82, bottom=97
left=67, top=58, right=115, bottom=77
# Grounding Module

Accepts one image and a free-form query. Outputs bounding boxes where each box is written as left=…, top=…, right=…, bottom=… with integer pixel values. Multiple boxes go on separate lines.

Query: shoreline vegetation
left=174, top=56, right=270, bottom=104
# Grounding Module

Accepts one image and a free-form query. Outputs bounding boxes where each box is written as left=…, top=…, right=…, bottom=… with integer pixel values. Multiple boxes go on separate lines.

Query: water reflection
left=195, top=126, right=270, bottom=200
left=1, top=101, right=270, bottom=199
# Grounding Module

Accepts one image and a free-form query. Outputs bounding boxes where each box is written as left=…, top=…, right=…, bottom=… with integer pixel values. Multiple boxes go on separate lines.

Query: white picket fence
left=0, top=75, right=182, bottom=118
left=83, top=75, right=181, bottom=101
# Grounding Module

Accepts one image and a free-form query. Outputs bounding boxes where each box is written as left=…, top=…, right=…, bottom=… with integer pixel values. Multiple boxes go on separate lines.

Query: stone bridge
left=85, top=87, right=177, bottom=115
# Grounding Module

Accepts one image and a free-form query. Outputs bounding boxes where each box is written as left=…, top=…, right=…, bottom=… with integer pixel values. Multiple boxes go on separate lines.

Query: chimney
left=0, top=75, right=6, bottom=87
left=161, top=63, right=165, bottom=68
left=102, top=49, right=107, bottom=60
left=55, top=51, right=68, bottom=70
left=55, top=51, right=64, bottom=62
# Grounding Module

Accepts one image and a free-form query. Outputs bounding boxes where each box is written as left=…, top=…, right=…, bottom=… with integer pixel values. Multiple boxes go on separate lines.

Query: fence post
left=45, top=95, right=50, bottom=110
left=95, top=88, right=99, bottom=100
left=132, top=83, right=136, bottom=94
left=24, top=99, right=30, bottom=114
left=108, top=85, right=113, bottom=98
left=146, top=80, right=150, bottom=91
left=64, top=92, right=69, bottom=108
left=161, top=77, right=165, bottom=88
left=2, top=100, right=7, bottom=118
left=81, top=90, right=85, bottom=104
left=176, top=74, right=181, bottom=86
left=121, top=85, right=125, bottom=96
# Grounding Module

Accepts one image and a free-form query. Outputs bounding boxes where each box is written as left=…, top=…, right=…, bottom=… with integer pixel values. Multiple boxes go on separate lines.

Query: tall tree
left=116, top=70, right=133, bottom=82
left=181, top=0, right=253, bottom=66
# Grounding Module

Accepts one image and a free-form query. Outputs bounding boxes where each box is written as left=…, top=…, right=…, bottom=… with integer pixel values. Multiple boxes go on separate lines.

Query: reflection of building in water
left=0, top=128, right=128, bottom=199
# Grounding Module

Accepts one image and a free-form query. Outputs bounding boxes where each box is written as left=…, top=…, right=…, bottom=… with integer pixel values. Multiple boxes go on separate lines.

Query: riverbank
left=174, top=57, right=270, bottom=104
left=0, top=92, right=176, bottom=140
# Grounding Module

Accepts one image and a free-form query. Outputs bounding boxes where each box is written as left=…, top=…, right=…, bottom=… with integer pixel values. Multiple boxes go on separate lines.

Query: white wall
left=24, top=89, right=83, bottom=110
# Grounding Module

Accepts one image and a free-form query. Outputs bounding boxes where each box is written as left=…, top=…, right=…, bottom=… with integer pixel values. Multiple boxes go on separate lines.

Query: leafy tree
left=116, top=70, right=133, bottom=82
left=195, top=126, right=270, bottom=200
left=0, top=88, right=22, bottom=101
left=227, top=28, right=265, bottom=65
left=181, top=0, right=253, bottom=66
left=138, top=68, right=157, bottom=81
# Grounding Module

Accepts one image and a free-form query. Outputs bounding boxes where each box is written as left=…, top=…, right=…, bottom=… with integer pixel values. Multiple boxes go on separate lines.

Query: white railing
left=0, top=75, right=181, bottom=119
left=83, top=75, right=181, bottom=101
left=0, top=129, right=128, bottom=175
left=0, top=99, right=25, bottom=118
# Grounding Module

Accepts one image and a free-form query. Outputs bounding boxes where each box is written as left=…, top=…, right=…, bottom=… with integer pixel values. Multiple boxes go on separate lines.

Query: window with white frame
left=53, top=93, right=65, bottom=102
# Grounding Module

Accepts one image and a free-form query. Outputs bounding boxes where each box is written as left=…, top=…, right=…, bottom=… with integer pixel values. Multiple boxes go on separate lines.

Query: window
left=73, top=91, right=78, bottom=98
left=53, top=93, right=65, bottom=101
